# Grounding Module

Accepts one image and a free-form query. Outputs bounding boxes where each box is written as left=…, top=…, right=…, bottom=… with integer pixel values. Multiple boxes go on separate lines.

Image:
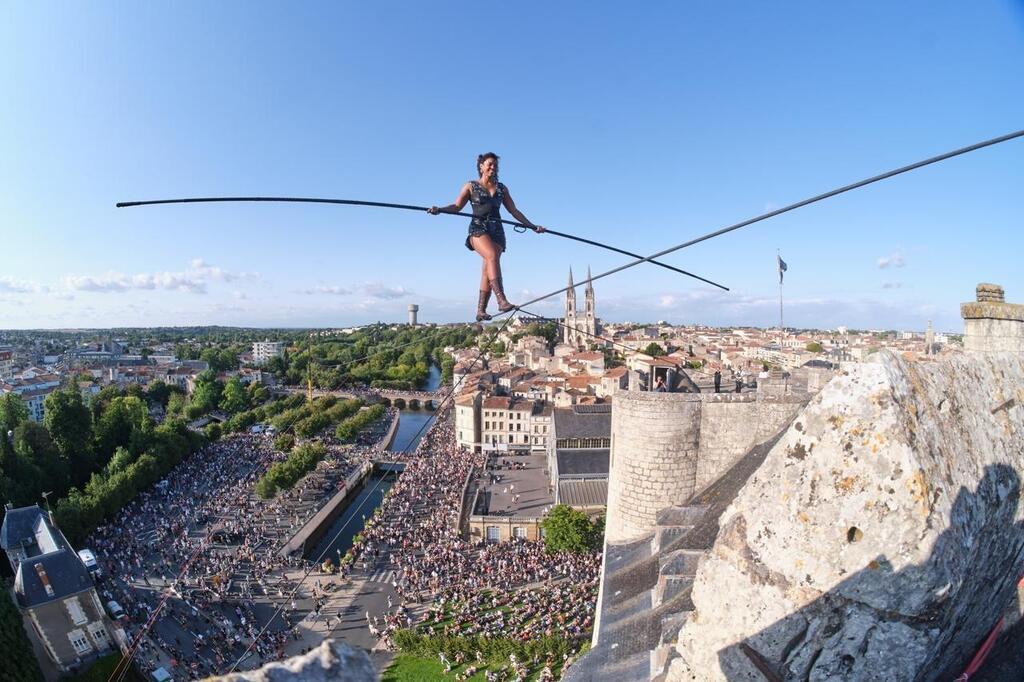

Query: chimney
left=961, top=283, right=1024, bottom=355
left=34, top=563, right=55, bottom=597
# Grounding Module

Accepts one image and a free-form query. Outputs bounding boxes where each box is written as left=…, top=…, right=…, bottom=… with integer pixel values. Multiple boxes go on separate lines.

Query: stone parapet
left=961, top=301, right=1024, bottom=323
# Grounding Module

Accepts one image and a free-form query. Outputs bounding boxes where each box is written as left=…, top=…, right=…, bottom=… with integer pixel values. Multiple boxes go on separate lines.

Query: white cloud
left=301, top=283, right=413, bottom=300
left=882, top=282, right=903, bottom=289
left=0, top=276, right=43, bottom=294
left=190, top=258, right=259, bottom=282
left=877, top=252, right=906, bottom=269
left=361, top=283, right=413, bottom=300
left=302, top=285, right=353, bottom=295
left=63, top=260, right=255, bottom=295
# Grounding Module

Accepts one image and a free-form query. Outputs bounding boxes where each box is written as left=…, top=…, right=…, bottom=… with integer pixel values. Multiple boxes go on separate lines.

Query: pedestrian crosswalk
left=138, top=528, right=161, bottom=546
left=367, top=569, right=395, bottom=584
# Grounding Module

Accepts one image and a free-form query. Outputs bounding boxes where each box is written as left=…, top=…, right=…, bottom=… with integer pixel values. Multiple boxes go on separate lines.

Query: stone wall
left=668, top=351, right=1024, bottom=680
left=696, top=394, right=804, bottom=491
left=606, top=389, right=807, bottom=544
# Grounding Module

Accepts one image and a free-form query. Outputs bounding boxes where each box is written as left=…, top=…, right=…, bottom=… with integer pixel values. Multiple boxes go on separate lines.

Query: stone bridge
left=277, top=387, right=440, bottom=410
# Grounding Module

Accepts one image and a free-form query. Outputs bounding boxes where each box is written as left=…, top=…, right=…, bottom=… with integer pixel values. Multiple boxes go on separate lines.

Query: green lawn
left=383, top=647, right=588, bottom=682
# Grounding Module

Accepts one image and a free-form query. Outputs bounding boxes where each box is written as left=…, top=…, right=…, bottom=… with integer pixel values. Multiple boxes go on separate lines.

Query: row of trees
left=294, top=399, right=363, bottom=439
left=254, top=443, right=326, bottom=499
left=0, top=385, right=168, bottom=510
left=335, top=404, right=386, bottom=442
left=166, top=372, right=270, bottom=421
left=267, top=325, right=478, bottom=391
left=203, top=392, right=304, bottom=441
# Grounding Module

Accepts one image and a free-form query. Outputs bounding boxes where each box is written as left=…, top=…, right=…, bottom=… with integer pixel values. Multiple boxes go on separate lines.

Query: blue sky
left=1, top=2, right=1022, bottom=332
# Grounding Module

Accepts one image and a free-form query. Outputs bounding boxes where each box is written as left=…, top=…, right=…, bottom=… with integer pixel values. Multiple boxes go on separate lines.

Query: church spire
left=568, top=267, right=574, bottom=289
left=585, top=265, right=594, bottom=294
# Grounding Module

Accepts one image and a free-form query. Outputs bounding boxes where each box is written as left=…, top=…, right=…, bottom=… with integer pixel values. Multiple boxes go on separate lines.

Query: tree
left=806, top=342, right=823, bottom=353
left=146, top=380, right=179, bottom=407
left=105, top=446, right=134, bottom=474
left=642, top=342, right=666, bottom=357
left=539, top=504, right=601, bottom=554
left=247, top=382, right=270, bottom=405
left=43, top=388, right=94, bottom=482
left=0, top=586, right=43, bottom=682
left=220, top=376, right=250, bottom=414
left=190, top=370, right=223, bottom=415
left=166, top=391, right=187, bottom=417
left=201, top=347, right=240, bottom=372
left=94, top=396, right=151, bottom=459
left=0, top=393, right=29, bottom=459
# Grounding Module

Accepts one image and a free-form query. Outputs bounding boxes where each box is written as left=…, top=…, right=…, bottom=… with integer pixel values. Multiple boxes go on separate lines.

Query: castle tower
left=605, top=391, right=703, bottom=543
left=584, top=265, right=596, bottom=341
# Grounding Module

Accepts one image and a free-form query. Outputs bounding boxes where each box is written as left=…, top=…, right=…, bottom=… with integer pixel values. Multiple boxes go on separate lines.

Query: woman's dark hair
left=477, top=152, right=499, bottom=175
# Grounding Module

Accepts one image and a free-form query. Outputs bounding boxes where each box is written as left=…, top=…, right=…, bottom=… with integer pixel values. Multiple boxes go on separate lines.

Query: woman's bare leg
left=472, top=235, right=514, bottom=311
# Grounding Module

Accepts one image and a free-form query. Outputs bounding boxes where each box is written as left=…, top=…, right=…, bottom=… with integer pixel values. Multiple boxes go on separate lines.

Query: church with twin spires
left=563, top=267, right=599, bottom=349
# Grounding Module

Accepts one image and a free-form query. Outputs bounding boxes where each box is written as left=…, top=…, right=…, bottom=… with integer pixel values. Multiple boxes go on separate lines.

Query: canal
left=305, top=469, right=396, bottom=562
left=389, top=363, right=441, bottom=453
left=305, top=365, right=441, bottom=561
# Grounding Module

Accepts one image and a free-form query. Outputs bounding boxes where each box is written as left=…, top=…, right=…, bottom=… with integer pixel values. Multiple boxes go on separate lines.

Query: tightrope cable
left=114, top=195, right=728, bottom=290
left=504, top=129, right=1024, bottom=313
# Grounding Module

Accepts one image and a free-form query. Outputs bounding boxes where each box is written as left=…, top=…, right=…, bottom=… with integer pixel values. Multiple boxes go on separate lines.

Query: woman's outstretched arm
left=501, top=187, right=546, bottom=232
left=428, top=183, right=472, bottom=214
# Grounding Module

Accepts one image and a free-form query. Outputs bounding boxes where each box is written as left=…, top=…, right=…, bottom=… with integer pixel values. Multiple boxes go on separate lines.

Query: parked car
left=106, top=600, right=126, bottom=620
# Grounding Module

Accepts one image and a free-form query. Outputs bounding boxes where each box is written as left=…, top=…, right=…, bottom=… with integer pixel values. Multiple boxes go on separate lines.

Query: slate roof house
left=549, top=403, right=612, bottom=511
left=1, top=503, right=118, bottom=672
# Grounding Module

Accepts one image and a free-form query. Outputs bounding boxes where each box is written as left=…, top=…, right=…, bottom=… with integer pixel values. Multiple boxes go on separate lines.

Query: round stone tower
left=606, top=390, right=702, bottom=543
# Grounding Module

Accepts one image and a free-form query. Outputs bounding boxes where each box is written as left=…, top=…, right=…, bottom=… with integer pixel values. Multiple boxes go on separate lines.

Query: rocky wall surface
left=668, top=352, right=1024, bottom=681
left=207, top=640, right=376, bottom=682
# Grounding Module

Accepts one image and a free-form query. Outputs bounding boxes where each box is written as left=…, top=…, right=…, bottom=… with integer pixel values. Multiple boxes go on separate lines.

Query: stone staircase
left=566, top=434, right=784, bottom=681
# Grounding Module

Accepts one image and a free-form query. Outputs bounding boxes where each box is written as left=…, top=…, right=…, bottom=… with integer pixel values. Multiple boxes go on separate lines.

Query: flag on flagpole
left=777, top=254, right=788, bottom=284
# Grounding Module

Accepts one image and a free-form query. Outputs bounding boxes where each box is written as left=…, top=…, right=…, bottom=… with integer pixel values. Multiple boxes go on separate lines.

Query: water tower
left=408, top=304, right=419, bottom=326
